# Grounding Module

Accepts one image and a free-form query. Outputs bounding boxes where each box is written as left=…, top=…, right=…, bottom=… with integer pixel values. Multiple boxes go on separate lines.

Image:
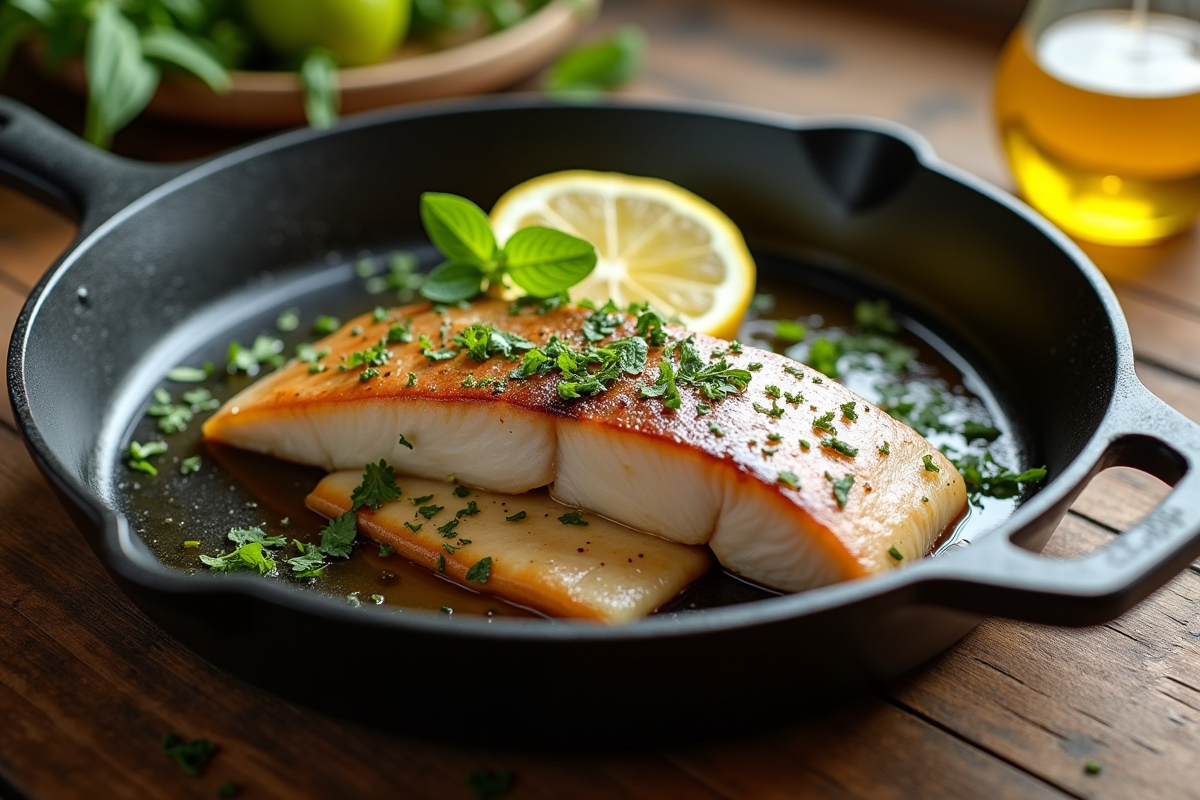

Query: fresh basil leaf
left=545, top=25, right=645, bottom=95
left=10, top=0, right=55, bottom=25
left=300, top=48, right=339, bottom=129
left=504, top=226, right=597, bottom=297
left=85, top=2, right=160, bottom=148
left=140, top=27, right=230, bottom=93
left=420, top=193, right=498, bottom=267
left=421, top=261, right=485, bottom=303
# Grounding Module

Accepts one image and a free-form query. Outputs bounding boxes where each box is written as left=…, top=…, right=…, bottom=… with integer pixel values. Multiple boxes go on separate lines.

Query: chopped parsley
left=349, top=460, right=402, bottom=510
left=777, top=471, right=800, bottom=489
left=633, top=303, right=669, bottom=346
left=559, top=511, right=588, bottom=526
left=729, top=340, right=743, bottom=354
left=286, top=541, right=326, bottom=578
left=952, top=451, right=1047, bottom=506
left=410, top=494, right=433, bottom=505
left=696, top=403, right=712, bottom=416
left=879, top=442, right=890, bottom=455
left=360, top=367, right=380, bottom=382
left=812, top=412, right=836, bottom=434
left=840, top=402, right=858, bottom=420
left=784, top=391, right=804, bottom=405
left=379, top=543, right=395, bottom=558
left=437, top=519, right=460, bottom=538
left=457, top=501, right=480, bottom=518
left=708, top=422, right=726, bottom=437
left=420, top=333, right=458, bottom=361
left=765, top=385, right=781, bottom=399
left=404, top=521, right=423, bottom=533
left=398, top=433, right=414, bottom=449
left=406, top=372, right=417, bottom=387
left=276, top=308, right=300, bottom=332
left=340, top=338, right=391, bottom=372
left=166, top=365, right=208, bottom=383
left=313, top=315, right=340, bottom=335
left=454, top=323, right=535, bottom=361
left=922, top=454, right=941, bottom=473
left=761, top=446, right=778, bottom=456
left=453, top=485, right=470, bottom=497
left=783, top=365, right=805, bottom=379
left=799, top=439, right=811, bottom=450
left=747, top=362, right=763, bottom=371
left=582, top=301, right=624, bottom=341
left=825, top=472, right=855, bottom=509
left=200, top=541, right=274, bottom=575
left=753, top=401, right=784, bottom=419
left=821, top=436, right=859, bottom=458
left=639, top=359, right=681, bottom=409
left=161, top=733, right=216, bottom=777
left=465, top=557, right=493, bottom=583
left=465, top=768, right=513, bottom=799
left=179, top=455, right=201, bottom=475
left=888, top=546, right=904, bottom=561
left=767, top=432, right=782, bottom=442
left=226, top=335, right=286, bottom=375
left=418, top=504, right=444, bottom=519
left=317, top=512, right=357, bottom=558
left=505, top=511, right=527, bottom=522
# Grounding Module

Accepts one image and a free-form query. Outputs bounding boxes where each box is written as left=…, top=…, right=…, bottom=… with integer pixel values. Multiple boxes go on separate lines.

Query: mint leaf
left=420, top=193, right=498, bottom=267
left=421, top=261, right=485, bottom=303
left=504, top=227, right=597, bottom=297
left=318, top=512, right=358, bottom=558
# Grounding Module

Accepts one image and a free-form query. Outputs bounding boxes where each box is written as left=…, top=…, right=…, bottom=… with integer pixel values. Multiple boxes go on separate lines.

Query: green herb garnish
left=437, top=519, right=460, bottom=538
left=559, top=511, right=588, bottom=526
left=840, top=402, right=858, bottom=420
left=457, top=501, right=480, bottom=518
left=379, top=543, right=395, bottom=558
left=350, top=460, right=402, bottom=510
left=161, top=733, right=216, bottom=777
left=821, top=436, right=859, bottom=458
left=465, top=556, right=493, bottom=583
left=418, top=193, right=597, bottom=303
left=879, top=442, right=890, bottom=455
left=825, top=472, right=855, bottom=509
left=922, top=454, right=941, bottom=473
left=777, top=471, right=800, bottom=489
left=708, top=422, right=726, bottom=437
left=418, top=504, right=444, bottom=519
left=179, top=455, right=201, bottom=475
left=505, top=511, right=527, bottom=522
left=888, top=545, right=903, bottom=561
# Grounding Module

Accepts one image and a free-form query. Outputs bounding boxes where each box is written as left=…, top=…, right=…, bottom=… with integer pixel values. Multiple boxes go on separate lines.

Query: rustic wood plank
left=890, top=515, right=1200, bottom=799
left=665, top=696, right=1071, bottom=799
left=0, top=186, right=75, bottom=290
left=0, top=279, right=23, bottom=431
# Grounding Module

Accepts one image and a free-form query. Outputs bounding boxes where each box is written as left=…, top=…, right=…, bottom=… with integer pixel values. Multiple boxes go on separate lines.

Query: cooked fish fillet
left=203, top=299, right=966, bottom=591
left=307, top=471, right=713, bottom=623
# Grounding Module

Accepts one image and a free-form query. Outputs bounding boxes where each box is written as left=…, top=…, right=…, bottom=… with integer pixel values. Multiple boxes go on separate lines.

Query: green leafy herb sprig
left=0, top=0, right=234, bottom=149
left=544, top=25, right=644, bottom=96
left=418, top=193, right=598, bottom=304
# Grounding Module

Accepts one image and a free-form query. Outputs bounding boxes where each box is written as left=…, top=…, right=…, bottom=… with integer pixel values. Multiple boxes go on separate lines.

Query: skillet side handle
left=0, top=96, right=183, bottom=235
left=918, top=384, right=1200, bottom=627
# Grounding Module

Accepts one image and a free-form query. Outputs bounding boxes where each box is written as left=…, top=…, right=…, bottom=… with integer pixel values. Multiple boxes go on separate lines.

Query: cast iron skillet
left=5, top=95, right=1200, bottom=736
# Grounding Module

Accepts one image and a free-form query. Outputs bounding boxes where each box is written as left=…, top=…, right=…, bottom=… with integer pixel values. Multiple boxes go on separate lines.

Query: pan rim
left=7, top=94, right=1135, bottom=640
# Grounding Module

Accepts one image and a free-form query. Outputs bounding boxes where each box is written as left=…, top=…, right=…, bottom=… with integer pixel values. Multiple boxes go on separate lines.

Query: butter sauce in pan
left=116, top=251, right=1033, bottom=620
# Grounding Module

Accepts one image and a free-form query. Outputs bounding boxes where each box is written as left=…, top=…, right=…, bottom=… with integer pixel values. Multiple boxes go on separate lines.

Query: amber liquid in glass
left=995, top=10, right=1200, bottom=245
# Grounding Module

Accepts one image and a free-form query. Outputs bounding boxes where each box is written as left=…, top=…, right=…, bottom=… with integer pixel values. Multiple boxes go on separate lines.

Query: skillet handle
left=918, top=380, right=1200, bottom=626
left=0, top=96, right=183, bottom=236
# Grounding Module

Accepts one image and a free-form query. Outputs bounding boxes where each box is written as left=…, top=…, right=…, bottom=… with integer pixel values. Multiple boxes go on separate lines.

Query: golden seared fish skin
left=307, top=472, right=714, bottom=624
left=203, top=299, right=967, bottom=592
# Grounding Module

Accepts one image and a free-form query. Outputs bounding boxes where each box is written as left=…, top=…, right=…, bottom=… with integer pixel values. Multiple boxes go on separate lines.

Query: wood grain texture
left=4, top=0, right=1200, bottom=797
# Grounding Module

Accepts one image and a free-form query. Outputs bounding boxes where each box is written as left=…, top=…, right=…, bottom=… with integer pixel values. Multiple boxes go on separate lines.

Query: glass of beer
left=994, top=0, right=1200, bottom=246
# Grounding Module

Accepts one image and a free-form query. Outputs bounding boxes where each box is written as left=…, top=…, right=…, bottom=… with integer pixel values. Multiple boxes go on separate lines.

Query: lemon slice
left=490, top=170, right=755, bottom=340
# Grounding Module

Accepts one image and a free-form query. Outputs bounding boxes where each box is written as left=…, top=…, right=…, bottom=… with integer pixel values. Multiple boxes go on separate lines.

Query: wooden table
left=4, top=0, right=1200, bottom=797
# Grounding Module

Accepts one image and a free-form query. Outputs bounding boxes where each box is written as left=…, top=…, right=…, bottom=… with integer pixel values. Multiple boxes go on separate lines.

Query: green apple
left=245, top=0, right=411, bottom=67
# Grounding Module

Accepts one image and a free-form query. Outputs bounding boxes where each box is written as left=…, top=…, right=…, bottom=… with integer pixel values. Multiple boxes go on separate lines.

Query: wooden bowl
left=59, top=0, right=598, bottom=130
